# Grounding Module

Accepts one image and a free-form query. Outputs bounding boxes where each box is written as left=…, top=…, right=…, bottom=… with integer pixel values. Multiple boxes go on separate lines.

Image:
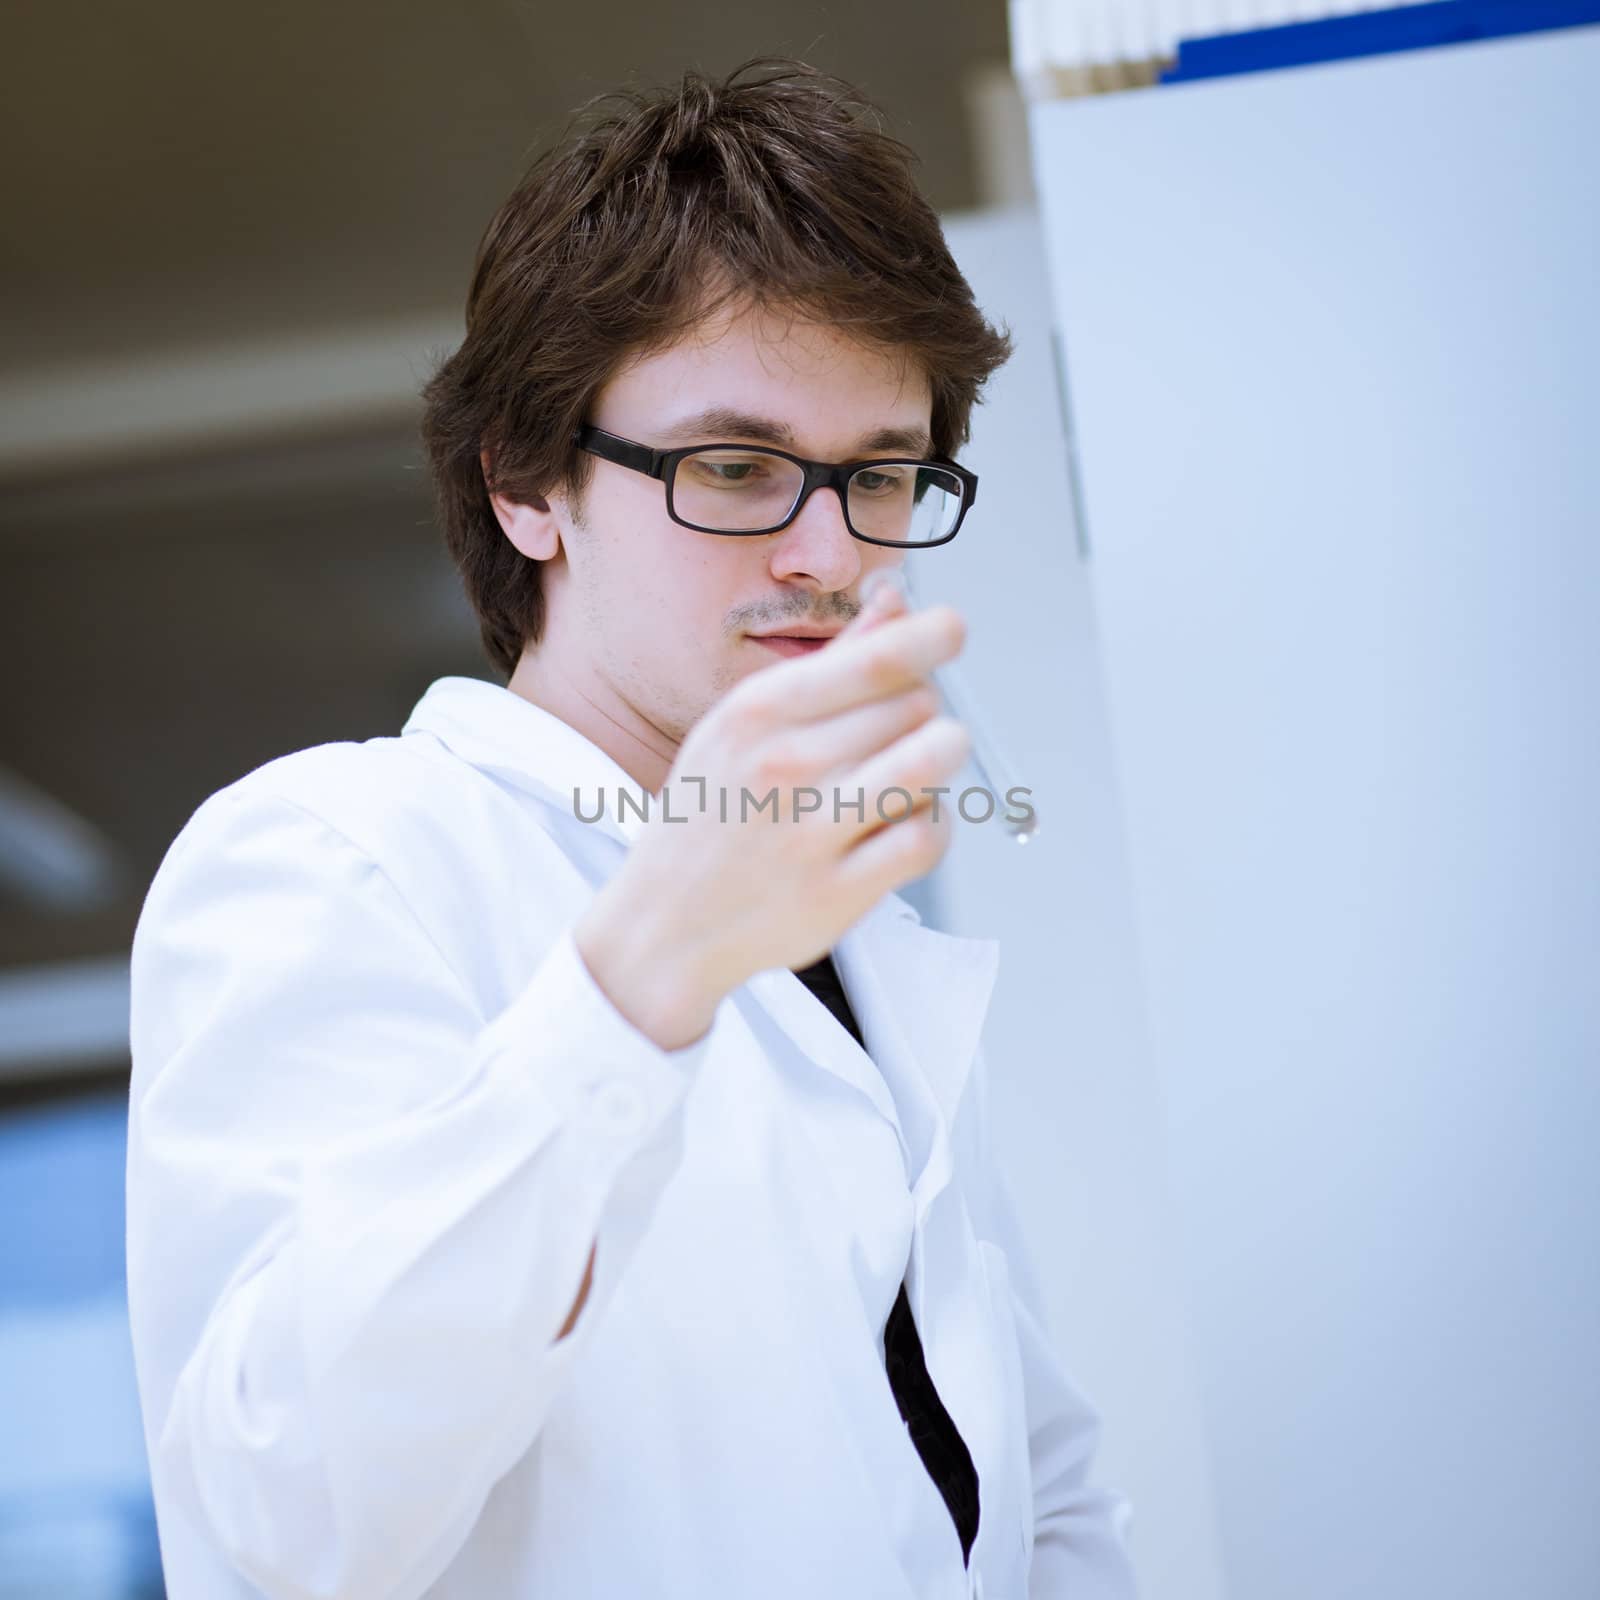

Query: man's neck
left=505, top=650, right=679, bottom=795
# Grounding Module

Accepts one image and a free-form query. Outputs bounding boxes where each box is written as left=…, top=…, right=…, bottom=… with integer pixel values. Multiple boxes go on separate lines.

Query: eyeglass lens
left=672, top=449, right=963, bottom=544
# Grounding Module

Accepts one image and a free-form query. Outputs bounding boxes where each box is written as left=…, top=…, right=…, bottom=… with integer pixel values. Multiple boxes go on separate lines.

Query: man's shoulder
left=159, top=728, right=521, bottom=892
left=183, top=733, right=437, bottom=846
left=136, top=726, right=584, bottom=1013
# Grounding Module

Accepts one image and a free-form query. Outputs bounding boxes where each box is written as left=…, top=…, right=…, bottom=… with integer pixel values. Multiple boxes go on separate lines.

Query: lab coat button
left=587, top=1079, right=645, bottom=1136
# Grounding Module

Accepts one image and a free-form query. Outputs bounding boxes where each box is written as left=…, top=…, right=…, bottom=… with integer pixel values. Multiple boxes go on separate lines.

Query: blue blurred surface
left=0, top=1092, right=164, bottom=1599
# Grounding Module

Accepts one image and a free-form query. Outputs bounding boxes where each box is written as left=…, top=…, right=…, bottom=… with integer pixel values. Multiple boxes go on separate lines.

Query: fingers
left=783, top=683, right=943, bottom=781
left=835, top=713, right=971, bottom=844
left=768, top=605, right=967, bottom=725
left=836, top=791, right=952, bottom=905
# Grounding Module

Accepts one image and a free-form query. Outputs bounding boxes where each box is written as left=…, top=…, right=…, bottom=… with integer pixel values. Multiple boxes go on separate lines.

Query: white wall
left=1025, top=25, right=1600, bottom=1600
left=923, top=206, right=1228, bottom=1600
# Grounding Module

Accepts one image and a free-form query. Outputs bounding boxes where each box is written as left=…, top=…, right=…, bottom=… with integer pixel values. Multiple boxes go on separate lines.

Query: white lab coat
left=125, top=673, right=1138, bottom=1600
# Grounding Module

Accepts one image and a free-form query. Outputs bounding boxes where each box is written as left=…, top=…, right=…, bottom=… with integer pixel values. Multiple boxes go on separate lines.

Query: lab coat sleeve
left=126, top=783, right=711, bottom=1600
left=960, top=1045, right=1142, bottom=1600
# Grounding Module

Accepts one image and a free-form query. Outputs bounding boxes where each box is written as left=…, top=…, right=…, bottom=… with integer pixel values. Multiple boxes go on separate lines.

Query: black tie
left=791, top=953, right=981, bottom=1567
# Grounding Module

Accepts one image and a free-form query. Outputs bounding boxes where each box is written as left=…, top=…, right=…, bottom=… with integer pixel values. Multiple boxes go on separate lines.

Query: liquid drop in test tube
left=861, top=570, right=1038, bottom=845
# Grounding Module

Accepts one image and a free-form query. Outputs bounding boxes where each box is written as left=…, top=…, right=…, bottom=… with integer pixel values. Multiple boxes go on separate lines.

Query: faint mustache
left=736, top=600, right=860, bottom=633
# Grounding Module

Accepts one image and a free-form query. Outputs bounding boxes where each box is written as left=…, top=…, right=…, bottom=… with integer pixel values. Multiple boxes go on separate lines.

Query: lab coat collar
left=402, top=674, right=651, bottom=850
left=402, top=674, right=996, bottom=1149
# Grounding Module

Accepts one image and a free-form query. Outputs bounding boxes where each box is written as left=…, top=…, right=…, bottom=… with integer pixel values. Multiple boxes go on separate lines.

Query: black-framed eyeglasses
left=573, top=423, right=978, bottom=548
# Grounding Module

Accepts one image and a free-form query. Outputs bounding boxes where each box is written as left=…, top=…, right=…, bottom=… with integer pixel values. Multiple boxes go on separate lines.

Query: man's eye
left=854, top=470, right=905, bottom=493
left=689, top=458, right=767, bottom=485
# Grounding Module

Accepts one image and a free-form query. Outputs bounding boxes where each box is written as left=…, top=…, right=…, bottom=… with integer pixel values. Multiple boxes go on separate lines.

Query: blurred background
left=3, top=3, right=1596, bottom=1597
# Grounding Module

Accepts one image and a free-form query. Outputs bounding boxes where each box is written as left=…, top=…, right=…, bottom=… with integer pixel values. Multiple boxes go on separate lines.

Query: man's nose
left=767, top=485, right=862, bottom=592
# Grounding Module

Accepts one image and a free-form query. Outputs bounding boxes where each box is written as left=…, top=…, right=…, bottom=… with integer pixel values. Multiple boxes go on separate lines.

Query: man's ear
left=480, top=446, right=559, bottom=561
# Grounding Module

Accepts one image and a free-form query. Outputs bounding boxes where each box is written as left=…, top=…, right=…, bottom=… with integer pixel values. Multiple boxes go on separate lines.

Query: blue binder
left=1159, top=0, right=1600, bottom=83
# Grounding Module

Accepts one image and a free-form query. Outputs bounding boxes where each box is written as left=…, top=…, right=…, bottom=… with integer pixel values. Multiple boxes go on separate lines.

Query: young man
left=126, top=58, right=1139, bottom=1600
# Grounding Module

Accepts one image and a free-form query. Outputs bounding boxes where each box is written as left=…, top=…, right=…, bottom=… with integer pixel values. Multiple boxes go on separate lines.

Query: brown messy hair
left=419, top=55, right=1013, bottom=679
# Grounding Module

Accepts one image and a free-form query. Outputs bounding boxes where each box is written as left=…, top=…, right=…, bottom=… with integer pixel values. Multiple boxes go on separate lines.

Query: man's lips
left=746, top=621, right=845, bottom=659
left=749, top=633, right=834, bottom=657
left=747, top=625, right=844, bottom=640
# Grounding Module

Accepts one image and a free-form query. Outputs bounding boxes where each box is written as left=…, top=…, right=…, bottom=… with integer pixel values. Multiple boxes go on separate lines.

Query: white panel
left=925, top=207, right=1228, bottom=1600
left=1030, top=26, right=1599, bottom=1600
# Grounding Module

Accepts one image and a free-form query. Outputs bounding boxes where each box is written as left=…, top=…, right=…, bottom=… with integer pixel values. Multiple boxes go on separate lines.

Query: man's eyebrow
left=657, top=406, right=934, bottom=459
